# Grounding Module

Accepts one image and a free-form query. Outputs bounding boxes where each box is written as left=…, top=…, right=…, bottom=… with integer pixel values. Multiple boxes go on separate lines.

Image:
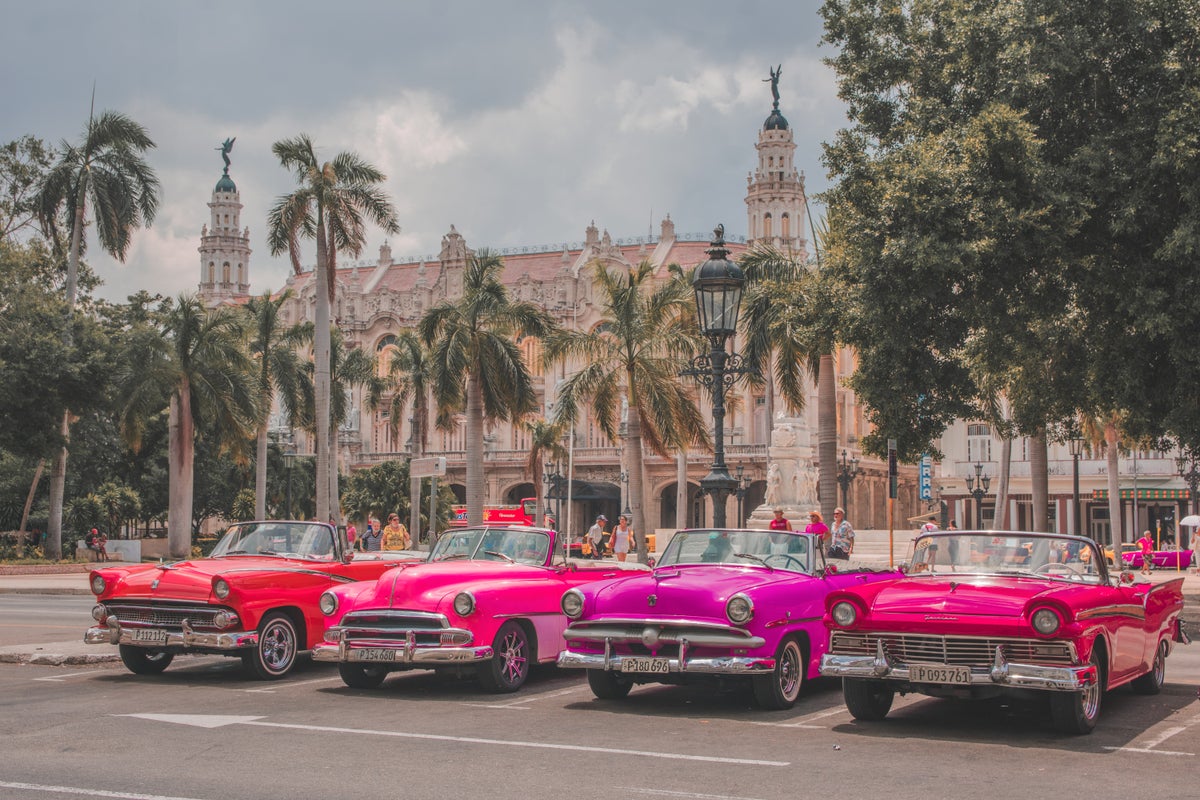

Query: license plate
left=131, top=628, right=168, bottom=644
left=909, top=663, right=971, bottom=684
left=621, top=657, right=670, bottom=674
left=355, top=648, right=398, bottom=662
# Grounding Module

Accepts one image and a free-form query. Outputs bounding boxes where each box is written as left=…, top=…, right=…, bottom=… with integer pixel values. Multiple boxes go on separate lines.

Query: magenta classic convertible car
left=556, top=528, right=898, bottom=709
left=85, top=521, right=416, bottom=679
left=312, top=525, right=631, bottom=692
left=820, top=531, right=1188, bottom=734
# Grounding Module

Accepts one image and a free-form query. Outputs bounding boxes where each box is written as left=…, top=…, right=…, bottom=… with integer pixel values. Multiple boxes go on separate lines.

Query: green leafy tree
left=268, top=135, right=399, bottom=523
left=34, top=108, right=159, bottom=558
left=420, top=250, right=555, bottom=526
left=243, top=290, right=309, bottom=519
left=382, top=330, right=435, bottom=537
left=116, top=295, right=257, bottom=557
left=545, top=260, right=708, bottom=562
left=0, top=135, right=54, bottom=240
left=523, top=417, right=570, bottom=524
left=94, top=481, right=142, bottom=539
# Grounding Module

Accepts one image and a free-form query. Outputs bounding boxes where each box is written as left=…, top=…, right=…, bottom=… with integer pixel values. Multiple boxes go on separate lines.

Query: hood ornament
left=150, top=579, right=160, bottom=590
left=647, top=594, right=657, bottom=607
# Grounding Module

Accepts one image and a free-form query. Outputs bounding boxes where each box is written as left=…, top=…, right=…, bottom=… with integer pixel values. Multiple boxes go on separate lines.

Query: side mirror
left=646, top=557, right=657, bottom=569
left=1119, top=570, right=1135, bottom=585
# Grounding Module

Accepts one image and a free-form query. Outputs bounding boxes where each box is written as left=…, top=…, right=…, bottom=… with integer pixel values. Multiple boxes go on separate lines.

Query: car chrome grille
left=829, top=632, right=1076, bottom=667
left=105, top=601, right=225, bottom=631
left=338, top=610, right=449, bottom=645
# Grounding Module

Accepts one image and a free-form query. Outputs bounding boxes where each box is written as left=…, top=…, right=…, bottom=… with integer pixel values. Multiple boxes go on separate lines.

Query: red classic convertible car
left=820, top=531, right=1188, bottom=734
left=312, top=525, right=632, bottom=692
left=84, top=521, right=416, bottom=679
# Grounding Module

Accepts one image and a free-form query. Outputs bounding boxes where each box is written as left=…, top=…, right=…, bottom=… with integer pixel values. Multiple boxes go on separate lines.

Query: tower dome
left=763, top=109, right=789, bottom=131
left=215, top=173, right=237, bottom=193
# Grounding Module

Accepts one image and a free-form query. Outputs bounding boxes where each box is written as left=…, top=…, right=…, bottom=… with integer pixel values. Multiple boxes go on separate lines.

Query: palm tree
left=523, top=417, right=570, bottom=525
left=267, top=134, right=399, bottom=522
left=382, top=330, right=434, bottom=539
left=117, top=294, right=257, bottom=558
left=544, top=260, right=709, bottom=562
left=420, top=250, right=555, bottom=526
left=35, top=108, right=160, bottom=558
left=243, top=290, right=309, bottom=519
left=739, top=243, right=839, bottom=521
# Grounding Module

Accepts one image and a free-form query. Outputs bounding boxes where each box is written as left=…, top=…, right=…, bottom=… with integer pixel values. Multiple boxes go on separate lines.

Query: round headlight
left=561, top=589, right=584, bottom=619
left=212, top=610, right=239, bottom=629
left=831, top=601, right=858, bottom=627
left=319, top=591, right=338, bottom=617
left=213, top=578, right=230, bottom=600
left=726, top=593, right=754, bottom=625
left=91, top=604, right=108, bottom=622
left=453, top=591, right=476, bottom=617
left=90, top=574, right=106, bottom=595
left=1031, top=608, right=1061, bottom=636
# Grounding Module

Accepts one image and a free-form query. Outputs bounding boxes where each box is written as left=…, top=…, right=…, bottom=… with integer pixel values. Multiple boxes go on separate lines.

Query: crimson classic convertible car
left=311, top=525, right=632, bottom=692
left=556, top=528, right=898, bottom=709
left=85, top=521, right=416, bottom=679
left=819, top=530, right=1188, bottom=734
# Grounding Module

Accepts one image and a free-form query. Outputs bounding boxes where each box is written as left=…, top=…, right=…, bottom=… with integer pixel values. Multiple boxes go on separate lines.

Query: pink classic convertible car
left=820, top=531, right=1188, bottom=734
left=556, top=528, right=898, bottom=709
left=85, top=521, right=415, bottom=679
left=312, top=525, right=630, bottom=692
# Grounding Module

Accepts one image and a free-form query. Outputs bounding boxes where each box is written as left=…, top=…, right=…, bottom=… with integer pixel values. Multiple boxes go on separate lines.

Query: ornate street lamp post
left=1069, top=435, right=1085, bottom=537
left=544, top=460, right=564, bottom=529
left=836, top=449, right=861, bottom=518
left=965, top=461, right=991, bottom=530
left=683, top=225, right=748, bottom=528
left=734, top=465, right=748, bottom=527
left=619, top=469, right=633, bottom=518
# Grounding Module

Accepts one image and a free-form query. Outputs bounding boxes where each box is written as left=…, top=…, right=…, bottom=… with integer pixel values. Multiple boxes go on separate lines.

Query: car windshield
left=429, top=527, right=550, bottom=566
left=658, top=529, right=811, bottom=573
left=906, top=533, right=1106, bottom=583
left=209, top=522, right=337, bottom=561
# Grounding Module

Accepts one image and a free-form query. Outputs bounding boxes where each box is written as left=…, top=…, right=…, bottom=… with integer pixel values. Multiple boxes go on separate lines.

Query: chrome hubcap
left=498, top=630, right=527, bottom=684
left=261, top=621, right=296, bottom=672
left=779, top=644, right=800, bottom=699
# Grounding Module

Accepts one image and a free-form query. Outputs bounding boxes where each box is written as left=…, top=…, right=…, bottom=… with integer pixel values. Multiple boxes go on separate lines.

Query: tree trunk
left=1029, top=430, right=1049, bottom=533
left=255, top=419, right=268, bottom=520
left=465, top=372, right=484, bottom=525
left=167, top=385, right=195, bottom=559
left=627, top=400, right=649, bottom=563
left=994, top=435, right=1012, bottom=530
left=20, top=460, right=45, bottom=543
left=409, top=405, right=423, bottom=546
left=817, top=352, right=837, bottom=522
left=1105, top=422, right=1122, bottom=545
left=45, top=195, right=87, bottom=561
left=676, top=450, right=687, bottom=530
left=314, top=229, right=332, bottom=522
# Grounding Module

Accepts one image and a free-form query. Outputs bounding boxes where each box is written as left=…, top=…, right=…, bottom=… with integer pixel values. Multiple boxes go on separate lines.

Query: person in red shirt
left=769, top=507, right=791, bottom=531
left=1136, top=531, right=1155, bottom=575
left=805, top=510, right=830, bottom=549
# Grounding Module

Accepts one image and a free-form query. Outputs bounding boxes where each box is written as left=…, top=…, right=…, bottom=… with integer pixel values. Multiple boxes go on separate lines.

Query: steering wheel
left=763, top=553, right=805, bottom=570
left=1033, top=561, right=1083, bottom=576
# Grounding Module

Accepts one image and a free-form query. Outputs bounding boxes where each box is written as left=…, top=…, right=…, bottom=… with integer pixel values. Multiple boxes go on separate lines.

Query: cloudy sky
left=2, top=0, right=846, bottom=302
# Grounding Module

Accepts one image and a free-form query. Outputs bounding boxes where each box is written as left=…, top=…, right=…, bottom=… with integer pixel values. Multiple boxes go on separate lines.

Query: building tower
left=198, top=138, right=251, bottom=306
left=745, top=67, right=807, bottom=255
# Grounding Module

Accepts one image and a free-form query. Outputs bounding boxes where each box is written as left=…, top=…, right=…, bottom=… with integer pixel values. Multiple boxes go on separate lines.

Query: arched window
left=222, top=262, right=231, bottom=283
left=207, top=262, right=215, bottom=283
left=375, top=334, right=398, bottom=379
left=763, top=213, right=773, bottom=239
left=237, top=263, right=244, bottom=284
left=517, top=335, right=543, bottom=377
left=781, top=213, right=790, bottom=239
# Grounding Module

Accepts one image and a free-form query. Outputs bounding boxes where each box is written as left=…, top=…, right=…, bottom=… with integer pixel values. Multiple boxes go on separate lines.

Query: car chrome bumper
left=84, top=621, right=257, bottom=651
left=311, top=639, right=493, bottom=665
left=819, top=640, right=1098, bottom=692
left=557, top=636, right=774, bottom=675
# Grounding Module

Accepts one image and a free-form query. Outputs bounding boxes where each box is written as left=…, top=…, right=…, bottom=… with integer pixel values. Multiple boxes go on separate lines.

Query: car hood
left=363, top=560, right=555, bottom=609
left=100, top=556, right=332, bottom=602
left=584, top=564, right=809, bottom=620
left=866, top=575, right=1071, bottom=617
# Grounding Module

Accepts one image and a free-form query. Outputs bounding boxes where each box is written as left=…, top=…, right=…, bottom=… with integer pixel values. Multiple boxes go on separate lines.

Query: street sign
left=919, top=455, right=932, bottom=501
left=410, top=456, right=446, bottom=478
left=887, top=439, right=898, bottom=499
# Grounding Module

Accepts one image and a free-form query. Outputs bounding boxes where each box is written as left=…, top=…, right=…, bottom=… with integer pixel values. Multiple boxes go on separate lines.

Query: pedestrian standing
left=1137, top=530, right=1155, bottom=576
left=346, top=522, right=357, bottom=550
left=804, top=510, right=829, bottom=549
left=827, top=508, right=854, bottom=560
left=361, top=522, right=383, bottom=552
left=382, top=513, right=410, bottom=551
left=613, top=515, right=633, bottom=563
left=586, top=515, right=607, bottom=559
left=769, top=507, right=791, bottom=531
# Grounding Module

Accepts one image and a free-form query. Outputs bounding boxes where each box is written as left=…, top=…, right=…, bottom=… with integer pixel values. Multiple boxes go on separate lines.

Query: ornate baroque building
left=200, top=88, right=920, bottom=535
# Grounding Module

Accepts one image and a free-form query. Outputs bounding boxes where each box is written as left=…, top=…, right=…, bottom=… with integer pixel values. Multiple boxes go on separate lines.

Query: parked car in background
left=312, top=526, right=634, bottom=692
left=556, top=528, right=899, bottom=710
left=820, top=531, right=1188, bottom=734
left=85, top=521, right=417, bottom=679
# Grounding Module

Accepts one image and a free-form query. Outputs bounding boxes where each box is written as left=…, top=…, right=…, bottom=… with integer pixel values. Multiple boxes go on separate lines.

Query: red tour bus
left=449, top=497, right=538, bottom=527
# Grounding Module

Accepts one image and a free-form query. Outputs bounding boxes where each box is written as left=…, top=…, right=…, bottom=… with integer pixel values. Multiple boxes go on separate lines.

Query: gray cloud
left=1, top=0, right=842, bottom=302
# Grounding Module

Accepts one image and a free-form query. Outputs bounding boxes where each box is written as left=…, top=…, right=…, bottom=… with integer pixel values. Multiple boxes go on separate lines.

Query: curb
left=0, top=587, right=92, bottom=595
left=0, top=652, right=120, bottom=665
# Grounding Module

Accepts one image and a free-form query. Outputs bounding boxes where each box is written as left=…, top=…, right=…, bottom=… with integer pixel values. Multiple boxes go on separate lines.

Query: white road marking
left=461, top=683, right=588, bottom=709
left=619, top=788, right=767, bottom=800
left=0, top=780, right=210, bottom=800
left=119, top=713, right=789, bottom=766
left=1102, top=747, right=1194, bottom=756
left=34, top=668, right=126, bottom=682
left=241, top=676, right=343, bottom=693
